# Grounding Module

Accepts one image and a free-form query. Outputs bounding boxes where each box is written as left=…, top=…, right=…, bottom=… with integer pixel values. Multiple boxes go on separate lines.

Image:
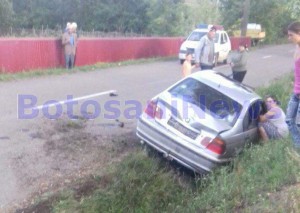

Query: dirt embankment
left=10, top=115, right=139, bottom=213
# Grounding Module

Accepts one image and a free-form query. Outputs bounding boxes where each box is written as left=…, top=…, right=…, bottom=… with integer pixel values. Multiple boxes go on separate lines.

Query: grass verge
left=0, top=56, right=176, bottom=82
left=19, top=72, right=300, bottom=213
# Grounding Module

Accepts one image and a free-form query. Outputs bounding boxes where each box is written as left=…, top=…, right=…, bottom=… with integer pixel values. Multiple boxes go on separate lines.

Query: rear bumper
left=136, top=117, right=229, bottom=173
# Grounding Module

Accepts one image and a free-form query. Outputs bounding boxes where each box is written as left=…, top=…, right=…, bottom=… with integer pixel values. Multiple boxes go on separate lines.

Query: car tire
left=180, top=59, right=185, bottom=64
left=142, top=144, right=158, bottom=158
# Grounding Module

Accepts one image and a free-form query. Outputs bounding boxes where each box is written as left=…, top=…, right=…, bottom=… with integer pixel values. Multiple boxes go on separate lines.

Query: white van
left=178, top=25, right=231, bottom=65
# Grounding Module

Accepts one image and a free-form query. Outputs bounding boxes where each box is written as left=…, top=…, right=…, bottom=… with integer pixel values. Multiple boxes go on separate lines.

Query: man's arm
left=194, top=37, right=205, bottom=65
left=62, top=33, right=69, bottom=45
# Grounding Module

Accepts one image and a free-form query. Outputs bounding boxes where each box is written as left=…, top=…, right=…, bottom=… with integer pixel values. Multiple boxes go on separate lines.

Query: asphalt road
left=0, top=43, right=295, bottom=210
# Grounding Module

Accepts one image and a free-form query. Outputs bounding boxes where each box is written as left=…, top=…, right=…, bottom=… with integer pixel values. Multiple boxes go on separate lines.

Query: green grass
left=51, top=139, right=300, bottom=213
left=0, top=56, right=176, bottom=81
left=255, top=73, right=293, bottom=110
left=21, top=72, right=300, bottom=213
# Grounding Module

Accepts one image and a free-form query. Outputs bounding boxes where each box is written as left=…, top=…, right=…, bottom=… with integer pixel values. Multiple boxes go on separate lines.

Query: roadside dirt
left=8, top=115, right=139, bottom=213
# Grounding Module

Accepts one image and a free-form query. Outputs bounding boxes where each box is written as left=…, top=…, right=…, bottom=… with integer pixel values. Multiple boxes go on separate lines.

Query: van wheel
left=223, top=59, right=227, bottom=64
left=180, top=59, right=184, bottom=64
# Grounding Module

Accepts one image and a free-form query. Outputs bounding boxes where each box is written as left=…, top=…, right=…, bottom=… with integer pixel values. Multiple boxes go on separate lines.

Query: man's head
left=65, top=22, right=71, bottom=33
left=185, top=52, right=192, bottom=61
left=70, top=22, right=77, bottom=33
left=207, top=26, right=216, bottom=39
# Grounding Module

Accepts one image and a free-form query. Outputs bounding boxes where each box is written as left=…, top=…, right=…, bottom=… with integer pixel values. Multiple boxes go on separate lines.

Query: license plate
left=168, top=117, right=198, bottom=140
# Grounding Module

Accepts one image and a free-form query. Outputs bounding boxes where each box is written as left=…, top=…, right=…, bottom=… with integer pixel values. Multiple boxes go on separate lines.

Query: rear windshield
left=187, top=31, right=220, bottom=43
left=169, top=78, right=242, bottom=126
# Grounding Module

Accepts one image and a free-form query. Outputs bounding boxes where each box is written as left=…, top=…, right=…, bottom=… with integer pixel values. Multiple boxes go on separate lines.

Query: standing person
left=64, top=22, right=71, bottom=33
left=62, top=22, right=78, bottom=69
left=194, top=26, right=216, bottom=70
left=70, top=22, right=78, bottom=68
left=258, top=95, right=288, bottom=142
left=286, top=21, right=300, bottom=152
left=182, top=52, right=195, bottom=78
left=230, top=43, right=248, bottom=83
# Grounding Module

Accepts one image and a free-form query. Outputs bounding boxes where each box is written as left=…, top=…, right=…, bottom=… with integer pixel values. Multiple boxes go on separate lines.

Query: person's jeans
left=232, top=71, right=247, bottom=83
left=200, top=63, right=214, bottom=70
left=65, top=54, right=75, bottom=69
left=286, top=94, right=300, bottom=148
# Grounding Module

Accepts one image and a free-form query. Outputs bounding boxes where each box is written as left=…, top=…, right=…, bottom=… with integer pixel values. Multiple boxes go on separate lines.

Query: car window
left=187, top=32, right=206, bottom=41
left=214, top=33, right=220, bottom=43
left=220, top=33, right=225, bottom=44
left=168, top=78, right=242, bottom=127
left=243, top=101, right=262, bottom=130
left=221, top=33, right=228, bottom=44
left=224, top=33, right=228, bottom=43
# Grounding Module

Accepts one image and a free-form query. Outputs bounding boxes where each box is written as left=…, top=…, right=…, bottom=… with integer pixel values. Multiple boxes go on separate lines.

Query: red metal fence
left=0, top=37, right=250, bottom=73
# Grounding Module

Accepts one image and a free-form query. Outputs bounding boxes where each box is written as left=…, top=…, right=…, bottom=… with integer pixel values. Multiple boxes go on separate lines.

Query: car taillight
left=144, top=100, right=163, bottom=119
left=201, top=137, right=226, bottom=155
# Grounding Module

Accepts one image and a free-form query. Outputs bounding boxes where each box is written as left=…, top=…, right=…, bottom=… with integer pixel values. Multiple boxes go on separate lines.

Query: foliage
left=185, top=0, right=221, bottom=34
left=287, top=0, right=300, bottom=20
left=10, top=0, right=187, bottom=36
left=219, top=0, right=295, bottom=42
left=2, top=0, right=299, bottom=41
left=219, top=0, right=244, bottom=29
left=146, top=0, right=188, bottom=36
left=0, top=0, right=13, bottom=28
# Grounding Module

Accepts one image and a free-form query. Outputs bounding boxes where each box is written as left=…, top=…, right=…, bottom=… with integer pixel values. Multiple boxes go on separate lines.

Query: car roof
left=188, top=70, right=261, bottom=104
left=192, top=28, right=227, bottom=33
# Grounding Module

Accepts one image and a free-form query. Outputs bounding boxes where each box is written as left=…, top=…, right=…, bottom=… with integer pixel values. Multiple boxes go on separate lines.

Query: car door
left=242, top=101, right=261, bottom=145
left=219, top=32, right=230, bottom=62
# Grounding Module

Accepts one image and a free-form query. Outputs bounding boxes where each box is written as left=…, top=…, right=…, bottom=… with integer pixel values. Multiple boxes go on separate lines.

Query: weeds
left=0, top=56, right=175, bottom=82
left=49, top=138, right=300, bottom=213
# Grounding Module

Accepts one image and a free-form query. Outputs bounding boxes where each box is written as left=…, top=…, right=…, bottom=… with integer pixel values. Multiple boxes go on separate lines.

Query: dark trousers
left=232, top=71, right=247, bottom=83
left=200, top=63, right=214, bottom=70
left=65, top=54, right=75, bottom=69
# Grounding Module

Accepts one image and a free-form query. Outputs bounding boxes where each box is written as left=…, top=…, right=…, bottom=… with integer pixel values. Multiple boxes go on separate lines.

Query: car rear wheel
left=180, top=59, right=185, bottom=64
left=142, top=143, right=158, bottom=158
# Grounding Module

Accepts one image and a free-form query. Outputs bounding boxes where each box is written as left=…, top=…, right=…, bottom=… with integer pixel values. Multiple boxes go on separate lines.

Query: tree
left=0, top=0, right=13, bottom=29
left=187, top=0, right=221, bottom=30
left=248, top=0, right=293, bottom=41
left=219, top=0, right=244, bottom=29
left=96, top=0, right=149, bottom=33
left=240, top=0, right=250, bottom=36
left=146, top=0, right=188, bottom=36
left=219, top=0, right=294, bottom=42
left=287, top=0, right=300, bottom=20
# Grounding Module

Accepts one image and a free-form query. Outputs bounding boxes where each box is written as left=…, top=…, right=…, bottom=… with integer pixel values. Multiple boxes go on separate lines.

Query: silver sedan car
left=136, top=70, right=263, bottom=174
